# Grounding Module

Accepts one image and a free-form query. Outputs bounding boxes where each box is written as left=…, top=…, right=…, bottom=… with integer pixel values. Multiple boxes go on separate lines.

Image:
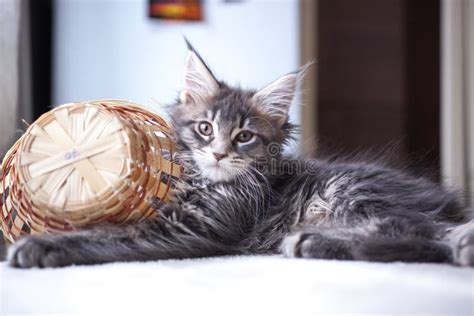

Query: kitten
left=7, top=41, right=474, bottom=268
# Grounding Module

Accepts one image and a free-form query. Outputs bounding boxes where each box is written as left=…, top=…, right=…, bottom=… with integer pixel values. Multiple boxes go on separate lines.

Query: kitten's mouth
left=191, top=152, right=242, bottom=182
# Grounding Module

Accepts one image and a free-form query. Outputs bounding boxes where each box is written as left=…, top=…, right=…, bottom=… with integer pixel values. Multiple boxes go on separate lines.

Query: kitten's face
left=169, top=43, right=299, bottom=183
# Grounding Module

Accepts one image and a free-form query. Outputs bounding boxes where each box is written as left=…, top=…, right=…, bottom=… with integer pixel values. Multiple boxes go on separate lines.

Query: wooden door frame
left=441, top=0, right=474, bottom=200
left=299, top=0, right=318, bottom=154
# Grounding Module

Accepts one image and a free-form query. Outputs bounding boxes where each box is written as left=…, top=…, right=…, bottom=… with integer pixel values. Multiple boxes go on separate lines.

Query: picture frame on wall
left=149, top=0, right=203, bottom=21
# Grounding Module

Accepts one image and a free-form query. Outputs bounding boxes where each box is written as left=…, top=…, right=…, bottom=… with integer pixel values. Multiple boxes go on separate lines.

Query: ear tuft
left=181, top=43, right=219, bottom=105
left=251, top=74, right=296, bottom=124
left=252, top=63, right=312, bottom=124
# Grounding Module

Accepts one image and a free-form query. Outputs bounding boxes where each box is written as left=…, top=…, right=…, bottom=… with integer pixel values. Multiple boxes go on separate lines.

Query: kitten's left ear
left=181, top=39, right=219, bottom=105
left=252, top=64, right=310, bottom=125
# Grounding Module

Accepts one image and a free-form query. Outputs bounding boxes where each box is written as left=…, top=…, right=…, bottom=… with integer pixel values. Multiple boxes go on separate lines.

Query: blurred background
left=0, top=0, right=473, bottom=203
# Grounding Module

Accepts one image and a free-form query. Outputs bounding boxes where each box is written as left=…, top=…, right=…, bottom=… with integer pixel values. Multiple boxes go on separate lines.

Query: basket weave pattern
left=0, top=100, right=181, bottom=243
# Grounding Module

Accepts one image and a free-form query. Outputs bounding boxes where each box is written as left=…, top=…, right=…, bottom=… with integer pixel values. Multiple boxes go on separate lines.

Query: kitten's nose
left=213, top=152, right=228, bottom=161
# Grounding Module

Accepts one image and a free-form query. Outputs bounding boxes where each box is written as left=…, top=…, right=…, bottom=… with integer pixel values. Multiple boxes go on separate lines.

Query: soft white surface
left=1, top=256, right=472, bottom=316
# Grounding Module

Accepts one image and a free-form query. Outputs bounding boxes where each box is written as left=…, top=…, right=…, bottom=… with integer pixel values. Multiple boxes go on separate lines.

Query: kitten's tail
left=352, top=238, right=452, bottom=263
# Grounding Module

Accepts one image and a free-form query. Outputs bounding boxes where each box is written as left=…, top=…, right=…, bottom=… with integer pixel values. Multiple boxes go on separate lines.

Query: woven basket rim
left=1, top=99, right=181, bottom=243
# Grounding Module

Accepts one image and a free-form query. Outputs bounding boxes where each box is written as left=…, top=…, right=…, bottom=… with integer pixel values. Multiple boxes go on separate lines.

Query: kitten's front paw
left=7, top=236, right=69, bottom=268
left=280, top=232, right=304, bottom=258
left=280, top=232, right=353, bottom=260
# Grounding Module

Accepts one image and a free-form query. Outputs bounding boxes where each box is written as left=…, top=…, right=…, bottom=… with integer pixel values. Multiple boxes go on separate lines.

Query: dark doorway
left=317, top=0, right=440, bottom=178
left=29, top=0, right=54, bottom=119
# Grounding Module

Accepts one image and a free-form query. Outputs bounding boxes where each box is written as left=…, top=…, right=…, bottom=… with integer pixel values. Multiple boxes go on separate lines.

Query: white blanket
left=1, top=256, right=472, bottom=316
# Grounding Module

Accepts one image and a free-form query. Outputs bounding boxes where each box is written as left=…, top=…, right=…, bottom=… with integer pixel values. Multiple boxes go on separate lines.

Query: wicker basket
left=0, top=100, right=182, bottom=243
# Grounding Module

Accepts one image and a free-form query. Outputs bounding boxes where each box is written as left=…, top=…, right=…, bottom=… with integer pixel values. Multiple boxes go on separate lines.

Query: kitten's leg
left=352, top=237, right=452, bottom=263
left=281, top=217, right=453, bottom=263
left=281, top=230, right=452, bottom=263
left=445, top=220, right=474, bottom=266
left=7, top=209, right=233, bottom=268
left=350, top=217, right=453, bottom=263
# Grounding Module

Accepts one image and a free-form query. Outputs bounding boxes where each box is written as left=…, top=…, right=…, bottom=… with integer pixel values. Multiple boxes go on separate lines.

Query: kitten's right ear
left=252, top=63, right=311, bottom=125
left=180, top=40, right=219, bottom=105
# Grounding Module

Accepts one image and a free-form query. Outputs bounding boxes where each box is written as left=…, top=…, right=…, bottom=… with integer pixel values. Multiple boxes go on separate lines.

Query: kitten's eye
left=198, top=122, right=213, bottom=136
left=236, top=131, right=254, bottom=143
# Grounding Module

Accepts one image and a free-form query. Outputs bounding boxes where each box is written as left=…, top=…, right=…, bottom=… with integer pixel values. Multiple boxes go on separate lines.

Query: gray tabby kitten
left=8, top=42, right=474, bottom=268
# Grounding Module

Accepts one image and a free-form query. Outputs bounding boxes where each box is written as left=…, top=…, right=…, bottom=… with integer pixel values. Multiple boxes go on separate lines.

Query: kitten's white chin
left=199, top=164, right=236, bottom=183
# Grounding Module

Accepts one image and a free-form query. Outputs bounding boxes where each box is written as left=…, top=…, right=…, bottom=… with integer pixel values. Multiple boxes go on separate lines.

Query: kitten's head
left=169, top=41, right=302, bottom=183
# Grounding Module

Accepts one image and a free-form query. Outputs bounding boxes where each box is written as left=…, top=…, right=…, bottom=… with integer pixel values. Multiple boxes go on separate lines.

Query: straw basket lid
left=0, top=99, right=182, bottom=243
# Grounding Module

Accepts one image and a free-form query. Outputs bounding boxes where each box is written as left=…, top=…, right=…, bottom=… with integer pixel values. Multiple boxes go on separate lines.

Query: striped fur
left=7, top=43, right=474, bottom=268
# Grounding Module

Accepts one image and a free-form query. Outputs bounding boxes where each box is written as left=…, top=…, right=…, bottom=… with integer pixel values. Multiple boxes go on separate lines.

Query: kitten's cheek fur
left=8, top=236, right=68, bottom=268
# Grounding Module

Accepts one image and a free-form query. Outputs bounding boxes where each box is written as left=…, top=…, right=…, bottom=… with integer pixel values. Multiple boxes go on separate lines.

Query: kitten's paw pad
left=7, top=237, right=67, bottom=268
left=456, top=232, right=474, bottom=267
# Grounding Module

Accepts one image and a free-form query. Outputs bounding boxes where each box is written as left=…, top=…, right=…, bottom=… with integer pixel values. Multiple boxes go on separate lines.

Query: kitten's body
left=8, top=43, right=474, bottom=268
left=273, top=159, right=467, bottom=262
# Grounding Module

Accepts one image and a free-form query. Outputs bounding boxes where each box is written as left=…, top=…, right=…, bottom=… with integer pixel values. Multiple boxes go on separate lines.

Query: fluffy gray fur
left=7, top=42, right=474, bottom=268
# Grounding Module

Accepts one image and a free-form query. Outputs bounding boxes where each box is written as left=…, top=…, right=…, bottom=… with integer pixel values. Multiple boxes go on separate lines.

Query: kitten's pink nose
left=213, top=152, right=228, bottom=161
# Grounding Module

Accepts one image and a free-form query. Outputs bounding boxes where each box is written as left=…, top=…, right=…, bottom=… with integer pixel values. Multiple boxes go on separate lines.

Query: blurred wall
left=53, top=0, right=300, bottom=124
left=0, top=0, right=20, bottom=156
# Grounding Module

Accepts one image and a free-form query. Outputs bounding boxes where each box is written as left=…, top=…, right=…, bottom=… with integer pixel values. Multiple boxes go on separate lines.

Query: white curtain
left=469, top=2, right=474, bottom=204
left=0, top=0, right=20, bottom=157
left=441, top=0, right=474, bottom=204
left=0, top=0, right=31, bottom=158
